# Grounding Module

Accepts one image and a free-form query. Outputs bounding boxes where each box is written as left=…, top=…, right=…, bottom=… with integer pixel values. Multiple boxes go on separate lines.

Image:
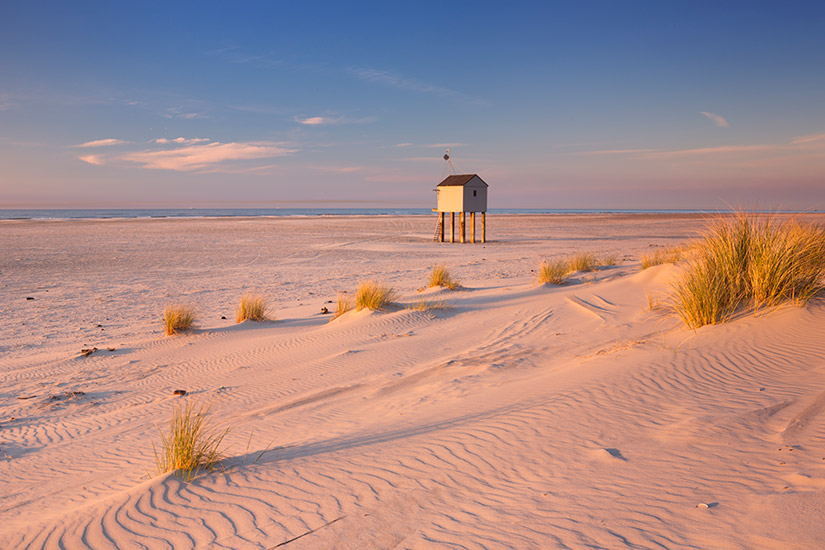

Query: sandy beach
left=2, top=213, right=825, bottom=549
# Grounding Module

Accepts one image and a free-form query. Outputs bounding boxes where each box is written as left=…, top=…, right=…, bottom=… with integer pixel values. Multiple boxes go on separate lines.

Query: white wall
left=436, top=175, right=488, bottom=212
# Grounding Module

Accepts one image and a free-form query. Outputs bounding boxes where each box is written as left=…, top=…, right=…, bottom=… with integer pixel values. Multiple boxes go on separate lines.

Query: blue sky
left=1, top=1, right=824, bottom=208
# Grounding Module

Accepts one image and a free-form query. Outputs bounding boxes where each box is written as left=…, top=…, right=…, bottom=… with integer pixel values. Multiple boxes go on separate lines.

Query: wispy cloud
left=153, top=137, right=211, bottom=145
left=351, top=68, right=489, bottom=106
left=78, top=154, right=105, bottom=165
left=575, top=133, right=825, bottom=170
left=426, top=143, right=469, bottom=149
left=121, top=141, right=297, bottom=172
left=294, top=114, right=377, bottom=126
left=790, top=132, right=825, bottom=145
left=163, top=107, right=205, bottom=119
left=645, top=144, right=771, bottom=158
left=577, top=148, right=660, bottom=156
left=352, top=68, right=458, bottom=96
left=364, top=173, right=430, bottom=184
left=700, top=111, right=729, bottom=127
left=396, top=143, right=413, bottom=148
left=296, top=116, right=328, bottom=126
left=75, top=138, right=128, bottom=148
left=311, top=165, right=362, bottom=173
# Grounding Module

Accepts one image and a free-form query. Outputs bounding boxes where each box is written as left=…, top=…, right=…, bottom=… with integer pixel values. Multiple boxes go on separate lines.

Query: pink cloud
left=153, top=137, right=211, bottom=145
left=790, top=132, right=825, bottom=145
left=578, top=148, right=659, bottom=156
left=122, top=141, right=297, bottom=172
left=75, top=138, right=127, bottom=148
left=312, top=166, right=363, bottom=173
left=643, top=144, right=774, bottom=159
left=700, top=111, right=729, bottom=127
left=78, top=154, right=104, bottom=165
left=295, top=116, right=328, bottom=125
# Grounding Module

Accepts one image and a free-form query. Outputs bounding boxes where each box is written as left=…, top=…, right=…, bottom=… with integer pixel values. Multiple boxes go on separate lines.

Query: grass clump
left=355, top=280, right=397, bottom=311
left=405, top=299, right=450, bottom=311
left=153, top=400, right=228, bottom=482
left=236, top=294, right=269, bottom=323
left=163, top=304, right=196, bottom=336
left=537, top=259, right=568, bottom=285
left=673, top=214, right=825, bottom=329
left=427, top=265, right=460, bottom=290
left=567, top=252, right=598, bottom=273
left=334, top=292, right=353, bottom=319
left=539, top=253, right=619, bottom=285
left=641, top=246, right=687, bottom=270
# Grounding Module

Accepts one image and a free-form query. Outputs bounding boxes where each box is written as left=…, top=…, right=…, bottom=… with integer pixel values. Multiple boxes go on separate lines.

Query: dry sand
left=1, top=213, right=824, bottom=549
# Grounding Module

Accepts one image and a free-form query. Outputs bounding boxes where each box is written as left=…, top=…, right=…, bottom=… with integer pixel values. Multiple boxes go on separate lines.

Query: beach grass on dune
left=673, top=214, right=825, bottom=328
left=355, top=280, right=397, bottom=311
left=538, top=253, right=616, bottom=285
left=428, top=265, right=460, bottom=290
left=641, top=246, right=687, bottom=270
left=236, top=294, right=269, bottom=323
left=537, top=259, right=568, bottom=285
left=334, top=292, right=353, bottom=319
left=153, top=400, right=228, bottom=482
left=163, top=304, right=196, bottom=336
left=405, top=299, right=451, bottom=311
left=567, top=252, right=598, bottom=273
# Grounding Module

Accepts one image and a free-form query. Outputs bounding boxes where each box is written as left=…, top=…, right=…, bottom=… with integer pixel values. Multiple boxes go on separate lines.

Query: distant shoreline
left=2, top=207, right=819, bottom=221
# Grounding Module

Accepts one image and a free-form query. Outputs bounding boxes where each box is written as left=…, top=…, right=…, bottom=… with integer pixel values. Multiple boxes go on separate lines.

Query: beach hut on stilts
left=433, top=149, right=488, bottom=243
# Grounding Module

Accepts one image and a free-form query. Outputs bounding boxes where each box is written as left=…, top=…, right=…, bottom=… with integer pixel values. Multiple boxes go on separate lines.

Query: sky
left=1, top=1, right=824, bottom=209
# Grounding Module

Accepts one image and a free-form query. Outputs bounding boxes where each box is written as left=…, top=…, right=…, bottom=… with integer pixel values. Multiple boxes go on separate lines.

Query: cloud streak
left=153, top=137, right=211, bottom=145
left=351, top=68, right=458, bottom=96
left=790, top=132, right=825, bottom=145
left=351, top=68, right=489, bottom=106
left=78, top=154, right=104, bottom=165
left=294, top=114, right=377, bottom=126
left=76, top=138, right=128, bottom=148
left=700, top=111, right=729, bottom=127
left=575, top=132, right=825, bottom=174
left=122, top=141, right=297, bottom=172
left=296, top=116, right=328, bottom=126
left=311, top=165, right=362, bottom=173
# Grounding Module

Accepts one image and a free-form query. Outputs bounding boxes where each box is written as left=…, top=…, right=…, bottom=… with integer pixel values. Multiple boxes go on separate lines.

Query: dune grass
left=355, top=280, right=397, bottom=311
left=672, top=214, right=825, bottom=329
left=427, top=265, right=460, bottom=290
left=641, top=245, right=688, bottom=270
left=162, top=304, right=196, bottom=336
left=537, top=259, right=569, bottom=285
left=153, top=400, right=228, bottom=482
left=236, top=294, right=269, bottom=323
left=334, top=292, right=353, bottom=319
left=538, top=253, right=616, bottom=285
left=567, top=252, right=598, bottom=273
left=405, top=299, right=451, bottom=311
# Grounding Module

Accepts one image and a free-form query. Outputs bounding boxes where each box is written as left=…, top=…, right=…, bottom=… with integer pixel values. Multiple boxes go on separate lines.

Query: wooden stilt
left=471, top=212, right=476, bottom=243
left=460, top=212, right=465, bottom=243
left=450, top=212, right=455, bottom=243
left=439, top=212, right=445, bottom=242
left=482, top=212, right=486, bottom=243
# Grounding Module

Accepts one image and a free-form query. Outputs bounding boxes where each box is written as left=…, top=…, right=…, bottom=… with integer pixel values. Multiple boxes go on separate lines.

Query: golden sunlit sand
left=2, top=213, right=824, bottom=549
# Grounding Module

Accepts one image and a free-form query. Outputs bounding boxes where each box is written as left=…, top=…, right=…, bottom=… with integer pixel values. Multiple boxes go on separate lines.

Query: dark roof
left=437, top=174, right=488, bottom=187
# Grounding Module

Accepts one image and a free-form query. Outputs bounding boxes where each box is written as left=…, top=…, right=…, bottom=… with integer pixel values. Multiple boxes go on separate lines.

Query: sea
left=0, top=208, right=805, bottom=221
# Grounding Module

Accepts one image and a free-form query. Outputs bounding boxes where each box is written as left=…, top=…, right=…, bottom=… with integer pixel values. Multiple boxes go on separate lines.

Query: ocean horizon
left=1, top=207, right=817, bottom=221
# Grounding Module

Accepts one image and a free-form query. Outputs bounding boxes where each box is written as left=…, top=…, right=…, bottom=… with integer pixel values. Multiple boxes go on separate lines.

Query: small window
left=473, top=190, right=477, bottom=197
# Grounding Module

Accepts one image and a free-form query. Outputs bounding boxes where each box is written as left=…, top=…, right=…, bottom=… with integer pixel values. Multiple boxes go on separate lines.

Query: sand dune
left=1, top=214, right=824, bottom=549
